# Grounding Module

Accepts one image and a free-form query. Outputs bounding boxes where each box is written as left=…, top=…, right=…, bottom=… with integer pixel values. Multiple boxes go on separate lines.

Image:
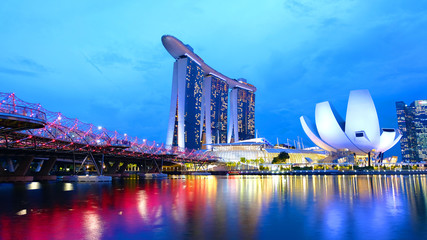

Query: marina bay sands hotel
left=162, top=35, right=256, bottom=150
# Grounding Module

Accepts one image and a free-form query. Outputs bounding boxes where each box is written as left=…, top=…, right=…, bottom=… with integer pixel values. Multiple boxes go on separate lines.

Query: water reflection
left=0, top=175, right=426, bottom=239
left=26, top=182, right=41, bottom=190
left=63, top=183, right=73, bottom=191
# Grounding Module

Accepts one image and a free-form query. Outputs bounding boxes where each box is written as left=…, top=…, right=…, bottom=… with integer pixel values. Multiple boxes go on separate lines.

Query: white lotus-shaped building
left=300, top=90, right=401, bottom=156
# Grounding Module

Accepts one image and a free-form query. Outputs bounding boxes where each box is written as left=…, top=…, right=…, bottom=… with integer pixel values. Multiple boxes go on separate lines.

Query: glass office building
left=396, top=100, right=427, bottom=162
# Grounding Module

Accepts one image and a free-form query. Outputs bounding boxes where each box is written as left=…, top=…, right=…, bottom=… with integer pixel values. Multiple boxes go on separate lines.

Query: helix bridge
left=0, top=92, right=217, bottom=181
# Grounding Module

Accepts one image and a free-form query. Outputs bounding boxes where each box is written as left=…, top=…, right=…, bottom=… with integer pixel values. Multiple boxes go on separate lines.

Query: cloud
left=15, top=58, right=48, bottom=72
left=0, top=67, right=37, bottom=77
left=283, top=0, right=312, bottom=14
left=133, top=60, right=162, bottom=72
left=81, top=52, right=103, bottom=74
left=0, top=58, right=49, bottom=77
left=91, top=52, right=132, bottom=66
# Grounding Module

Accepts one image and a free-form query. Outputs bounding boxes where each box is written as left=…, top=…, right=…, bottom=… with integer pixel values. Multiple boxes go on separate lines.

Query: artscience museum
left=300, top=90, right=401, bottom=164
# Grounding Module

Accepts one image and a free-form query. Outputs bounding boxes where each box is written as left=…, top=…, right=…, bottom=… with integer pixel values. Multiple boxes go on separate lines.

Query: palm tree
left=240, top=157, right=246, bottom=170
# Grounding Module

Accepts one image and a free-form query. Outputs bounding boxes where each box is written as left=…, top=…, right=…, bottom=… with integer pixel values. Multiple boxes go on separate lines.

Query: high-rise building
left=396, top=100, right=427, bottom=162
left=237, top=88, right=255, bottom=140
left=202, top=75, right=228, bottom=145
left=166, top=57, right=204, bottom=150
left=162, top=35, right=256, bottom=150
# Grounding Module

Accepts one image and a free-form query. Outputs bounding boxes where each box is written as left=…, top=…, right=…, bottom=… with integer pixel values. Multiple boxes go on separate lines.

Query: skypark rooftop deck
left=162, top=35, right=256, bottom=92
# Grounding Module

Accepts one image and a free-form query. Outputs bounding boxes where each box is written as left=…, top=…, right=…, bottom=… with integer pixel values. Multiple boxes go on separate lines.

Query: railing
left=0, top=92, right=217, bottom=162
left=0, top=103, right=47, bottom=122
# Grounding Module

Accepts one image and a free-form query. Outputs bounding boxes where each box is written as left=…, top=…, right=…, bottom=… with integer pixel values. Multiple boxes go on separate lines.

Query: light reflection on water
left=0, top=175, right=426, bottom=239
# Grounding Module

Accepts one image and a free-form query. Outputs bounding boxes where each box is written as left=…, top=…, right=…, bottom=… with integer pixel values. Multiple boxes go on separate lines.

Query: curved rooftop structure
left=300, top=89, right=402, bottom=156
left=161, top=35, right=256, bottom=92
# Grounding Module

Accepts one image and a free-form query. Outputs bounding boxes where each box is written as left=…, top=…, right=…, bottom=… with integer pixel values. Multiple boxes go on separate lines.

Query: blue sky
left=1, top=0, right=426, bottom=158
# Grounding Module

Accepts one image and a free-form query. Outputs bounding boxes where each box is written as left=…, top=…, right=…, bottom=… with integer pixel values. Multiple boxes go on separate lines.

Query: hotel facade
left=162, top=35, right=256, bottom=150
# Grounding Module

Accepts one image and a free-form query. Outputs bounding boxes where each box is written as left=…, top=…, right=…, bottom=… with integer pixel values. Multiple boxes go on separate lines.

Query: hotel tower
left=162, top=35, right=256, bottom=150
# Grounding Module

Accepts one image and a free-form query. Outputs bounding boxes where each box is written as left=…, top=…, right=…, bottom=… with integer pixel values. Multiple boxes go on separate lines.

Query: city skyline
left=1, top=1, right=427, bottom=158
